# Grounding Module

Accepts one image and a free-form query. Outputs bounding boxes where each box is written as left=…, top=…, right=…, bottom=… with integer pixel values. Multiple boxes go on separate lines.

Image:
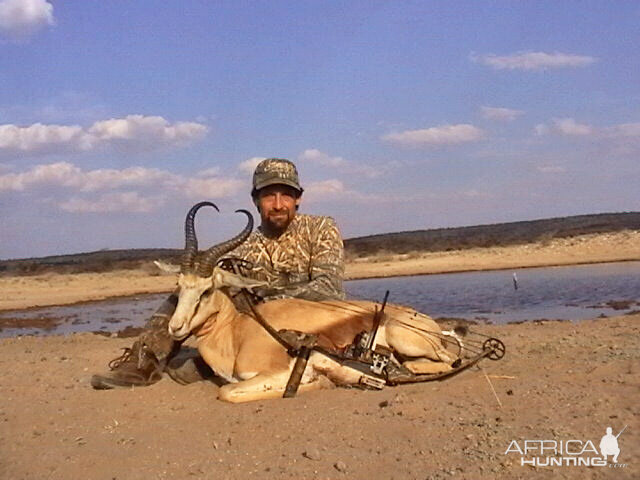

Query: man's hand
left=252, top=286, right=284, bottom=299
left=251, top=281, right=333, bottom=302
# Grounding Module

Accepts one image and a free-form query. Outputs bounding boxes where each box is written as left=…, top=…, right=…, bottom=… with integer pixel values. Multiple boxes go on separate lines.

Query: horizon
left=3, top=210, right=637, bottom=262
left=1, top=1, right=639, bottom=259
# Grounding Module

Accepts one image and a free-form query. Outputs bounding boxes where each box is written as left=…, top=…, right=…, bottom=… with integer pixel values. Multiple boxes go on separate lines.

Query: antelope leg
left=217, top=372, right=331, bottom=403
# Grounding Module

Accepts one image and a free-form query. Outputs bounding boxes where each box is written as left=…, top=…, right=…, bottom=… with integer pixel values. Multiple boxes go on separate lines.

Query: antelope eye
left=202, top=288, right=213, bottom=298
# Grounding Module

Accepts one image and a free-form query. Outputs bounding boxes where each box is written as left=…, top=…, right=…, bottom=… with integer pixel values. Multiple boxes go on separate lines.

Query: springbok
left=166, top=202, right=459, bottom=403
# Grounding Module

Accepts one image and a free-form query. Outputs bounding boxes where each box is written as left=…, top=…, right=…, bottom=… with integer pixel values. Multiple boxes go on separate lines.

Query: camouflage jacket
left=225, top=214, right=345, bottom=301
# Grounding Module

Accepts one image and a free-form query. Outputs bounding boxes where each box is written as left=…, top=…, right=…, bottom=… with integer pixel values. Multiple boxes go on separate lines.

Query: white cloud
left=304, top=179, right=346, bottom=197
left=0, top=115, right=208, bottom=157
left=0, top=162, right=176, bottom=192
left=471, top=51, right=596, bottom=71
left=534, top=119, right=640, bottom=154
left=534, top=124, right=549, bottom=136
left=303, top=178, right=401, bottom=204
left=237, top=156, right=266, bottom=175
left=0, top=162, right=79, bottom=191
left=344, top=163, right=386, bottom=179
left=298, top=148, right=387, bottom=178
left=304, top=179, right=368, bottom=203
left=197, top=167, right=221, bottom=177
left=87, top=115, right=208, bottom=151
left=0, top=0, right=54, bottom=41
left=0, top=161, right=245, bottom=211
left=536, top=118, right=594, bottom=136
left=181, top=177, right=244, bottom=199
left=59, top=192, right=162, bottom=213
left=481, top=106, right=524, bottom=122
left=0, top=123, right=92, bottom=154
left=80, top=167, right=177, bottom=192
left=382, top=124, right=485, bottom=147
left=553, top=118, right=594, bottom=136
left=298, top=149, right=346, bottom=167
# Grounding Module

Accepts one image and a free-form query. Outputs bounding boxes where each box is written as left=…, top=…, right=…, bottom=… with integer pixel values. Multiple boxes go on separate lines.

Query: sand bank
left=1, top=231, right=638, bottom=311
left=346, top=230, right=640, bottom=279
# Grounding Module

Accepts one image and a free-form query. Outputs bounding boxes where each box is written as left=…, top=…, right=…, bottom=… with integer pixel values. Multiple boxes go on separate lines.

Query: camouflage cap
left=252, top=158, right=303, bottom=193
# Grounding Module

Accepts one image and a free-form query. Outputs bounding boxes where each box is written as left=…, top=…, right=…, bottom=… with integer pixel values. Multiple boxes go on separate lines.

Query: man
left=230, top=158, right=345, bottom=302
left=599, top=427, right=622, bottom=463
left=91, top=158, right=345, bottom=389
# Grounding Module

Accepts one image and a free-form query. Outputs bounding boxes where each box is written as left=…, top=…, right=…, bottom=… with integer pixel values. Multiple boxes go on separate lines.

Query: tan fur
left=168, top=270, right=457, bottom=403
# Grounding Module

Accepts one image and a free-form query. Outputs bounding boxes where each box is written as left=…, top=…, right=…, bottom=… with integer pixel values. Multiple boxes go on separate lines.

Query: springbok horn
left=197, top=209, right=253, bottom=277
left=181, top=201, right=219, bottom=273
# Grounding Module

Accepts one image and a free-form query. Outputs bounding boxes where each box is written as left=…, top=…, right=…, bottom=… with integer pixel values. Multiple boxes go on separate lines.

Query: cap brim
left=254, top=178, right=303, bottom=192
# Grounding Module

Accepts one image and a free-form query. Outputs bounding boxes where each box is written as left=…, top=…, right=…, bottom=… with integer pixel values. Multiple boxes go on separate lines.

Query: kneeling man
left=91, top=158, right=345, bottom=389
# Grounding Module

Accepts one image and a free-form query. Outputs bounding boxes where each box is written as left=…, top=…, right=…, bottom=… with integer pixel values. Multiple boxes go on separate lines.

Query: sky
left=1, top=0, right=639, bottom=259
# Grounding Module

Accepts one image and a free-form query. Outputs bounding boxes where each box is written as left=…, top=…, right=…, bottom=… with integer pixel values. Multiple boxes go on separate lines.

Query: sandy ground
left=0, top=313, right=637, bottom=479
left=1, top=231, right=639, bottom=311
left=0, top=269, right=177, bottom=312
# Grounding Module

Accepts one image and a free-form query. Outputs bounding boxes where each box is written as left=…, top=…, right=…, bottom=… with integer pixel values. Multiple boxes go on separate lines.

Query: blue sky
left=1, top=1, right=639, bottom=259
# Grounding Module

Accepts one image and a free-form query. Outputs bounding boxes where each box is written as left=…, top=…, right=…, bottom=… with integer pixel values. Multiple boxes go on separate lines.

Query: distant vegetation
left=0, top=249, right=183, bottom=277
left=1, top=212, right=638, bottom=277
left=344, top=212, right=640, bottom=260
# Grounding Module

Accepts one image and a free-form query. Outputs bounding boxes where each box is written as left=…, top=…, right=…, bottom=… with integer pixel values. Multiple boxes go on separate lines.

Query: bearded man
left=91, top=158, right=345, bottom=389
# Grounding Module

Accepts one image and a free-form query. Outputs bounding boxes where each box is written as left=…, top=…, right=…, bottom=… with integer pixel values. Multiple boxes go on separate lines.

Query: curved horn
left=181, top=201, right=219, bottom=273
left=197, top=209, right=253, bottom=277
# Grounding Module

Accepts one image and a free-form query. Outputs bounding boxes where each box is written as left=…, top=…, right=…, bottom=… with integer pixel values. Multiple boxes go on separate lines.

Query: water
left=346, top=261, right=640, bottom=323
left=1, top=262, right=638, bottom=337
left=0, top=293, right=168, bottom=338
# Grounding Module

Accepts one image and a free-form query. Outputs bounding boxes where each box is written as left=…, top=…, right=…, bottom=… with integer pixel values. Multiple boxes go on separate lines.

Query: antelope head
left=167, top=202, right=264, bottom=340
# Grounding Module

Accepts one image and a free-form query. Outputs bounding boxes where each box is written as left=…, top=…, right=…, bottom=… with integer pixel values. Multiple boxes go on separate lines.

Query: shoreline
left=346, top=257, right=640, bottom=281
left=1, top=230, right=638, bottom=311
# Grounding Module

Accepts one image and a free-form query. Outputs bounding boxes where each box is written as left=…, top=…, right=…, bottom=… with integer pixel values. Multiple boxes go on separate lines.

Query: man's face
left=256, top=184, right=301, bottom=235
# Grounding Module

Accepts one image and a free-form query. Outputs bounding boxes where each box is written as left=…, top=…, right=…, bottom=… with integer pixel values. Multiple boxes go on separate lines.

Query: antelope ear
left=154, top=260, right=181, bottom=274
left=212, top=267, right=268, bottom=291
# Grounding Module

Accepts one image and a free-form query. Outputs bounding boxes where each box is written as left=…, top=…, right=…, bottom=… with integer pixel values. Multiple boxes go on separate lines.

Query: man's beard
left=263, top=209, right=294, bottom=235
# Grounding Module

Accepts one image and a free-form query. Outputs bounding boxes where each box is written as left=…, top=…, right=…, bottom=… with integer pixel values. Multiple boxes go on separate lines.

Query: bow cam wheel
left=483, top=338, right=505, bottom=360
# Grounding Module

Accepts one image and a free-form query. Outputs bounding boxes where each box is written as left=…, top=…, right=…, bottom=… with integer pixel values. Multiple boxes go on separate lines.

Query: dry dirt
left=1, top=231, right=639, bottom=311
left=1, top=314, right=638, bottom=480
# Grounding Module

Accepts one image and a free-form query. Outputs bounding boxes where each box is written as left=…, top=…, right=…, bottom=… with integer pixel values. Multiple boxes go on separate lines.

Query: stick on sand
left=481, top=367, right=503, bottom=408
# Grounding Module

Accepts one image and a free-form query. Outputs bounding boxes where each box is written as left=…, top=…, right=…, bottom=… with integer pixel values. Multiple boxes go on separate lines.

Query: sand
left=1, top=313, right=637, bottom=479
left=1, top=231, right=638, bottom=311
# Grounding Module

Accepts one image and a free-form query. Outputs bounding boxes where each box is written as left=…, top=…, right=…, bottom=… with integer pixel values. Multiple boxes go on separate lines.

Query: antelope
left=165, top=202, right=459, bottom=403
